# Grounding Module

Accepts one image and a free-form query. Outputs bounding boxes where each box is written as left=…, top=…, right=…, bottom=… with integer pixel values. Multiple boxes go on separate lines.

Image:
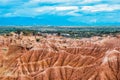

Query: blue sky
left=0, top=0, right=120, bottom=26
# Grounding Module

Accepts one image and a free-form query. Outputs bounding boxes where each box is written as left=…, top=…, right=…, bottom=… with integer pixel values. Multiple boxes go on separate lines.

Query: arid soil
left=0, top=34, right=120, bottom=80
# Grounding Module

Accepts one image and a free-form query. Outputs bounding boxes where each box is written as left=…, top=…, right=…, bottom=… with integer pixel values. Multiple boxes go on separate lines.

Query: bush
left=36, top=38, right=40, bottom=42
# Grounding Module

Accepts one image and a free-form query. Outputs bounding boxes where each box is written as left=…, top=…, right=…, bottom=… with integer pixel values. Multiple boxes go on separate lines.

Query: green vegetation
left=0, top=26, right=120, bottom=38
left=36, top=38, right=40, bottom=42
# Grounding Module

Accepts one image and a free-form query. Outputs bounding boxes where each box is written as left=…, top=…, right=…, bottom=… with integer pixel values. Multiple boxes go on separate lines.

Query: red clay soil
left=0, top=35, right=120, bottom=80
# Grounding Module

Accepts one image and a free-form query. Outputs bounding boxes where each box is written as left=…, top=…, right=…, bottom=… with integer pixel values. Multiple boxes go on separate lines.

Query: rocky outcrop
left=0, top=35, right=120, bottom=80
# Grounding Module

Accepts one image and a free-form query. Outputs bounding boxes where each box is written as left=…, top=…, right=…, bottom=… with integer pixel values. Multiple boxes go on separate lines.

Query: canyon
left=0, top=34, right=120, bottom=80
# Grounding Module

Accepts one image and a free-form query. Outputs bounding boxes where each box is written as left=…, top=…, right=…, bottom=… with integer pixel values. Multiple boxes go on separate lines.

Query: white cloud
left=4, top=13, right=12, bottom=17
left=34, top=6, right=79, bottom=16
left=90, top=19, right=97, bottom=23
left=34, top=6, right=78, bottom=12
left=24, top=0, right=71, bottom=7
left=3, top=6, right=79, bottom=17
left=17, top=0, right=102, bottom=17
left=1, top=0, right=119, bottom=18
left=3, top=0, right=102, bottom=17
left=55, top=6, right=80, bottom=16
left=34, top=7, right=54, bottom=12
left=81, top=0, right=101, bottom=3
left=28, top=0, right=101, bottom=4
left=29, top=0, right=71, bottom=3
left=81, top=4, right=120, bottom=12
left=24, top=0, right=101, bottom=7
left=55, top=6, right=78, bottom=11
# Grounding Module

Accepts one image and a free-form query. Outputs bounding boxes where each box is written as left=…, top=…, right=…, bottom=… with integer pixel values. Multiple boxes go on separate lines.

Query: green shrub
left=36, top=38, right=40, bottom=42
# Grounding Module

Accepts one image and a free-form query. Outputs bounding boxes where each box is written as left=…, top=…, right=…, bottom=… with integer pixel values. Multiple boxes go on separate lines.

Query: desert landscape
left=0, top=28, right=120, bottom=80
left=0, top=0, right=120, bottom=79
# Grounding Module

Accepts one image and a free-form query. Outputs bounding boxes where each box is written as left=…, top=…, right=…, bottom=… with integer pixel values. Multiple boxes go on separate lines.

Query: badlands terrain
left=0, top=33, right=120, bottom=80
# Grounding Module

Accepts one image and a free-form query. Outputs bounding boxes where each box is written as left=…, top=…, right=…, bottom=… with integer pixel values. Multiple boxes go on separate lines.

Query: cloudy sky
left=0, top=0, right=120, bottom=26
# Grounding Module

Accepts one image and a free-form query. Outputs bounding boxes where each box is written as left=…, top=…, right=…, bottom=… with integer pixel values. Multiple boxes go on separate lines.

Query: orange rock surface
left=0, top=35, right=120, bottom=80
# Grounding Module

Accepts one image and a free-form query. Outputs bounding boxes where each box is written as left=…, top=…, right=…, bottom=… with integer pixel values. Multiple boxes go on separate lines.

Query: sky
left=0, top=0, right=120, bottom=26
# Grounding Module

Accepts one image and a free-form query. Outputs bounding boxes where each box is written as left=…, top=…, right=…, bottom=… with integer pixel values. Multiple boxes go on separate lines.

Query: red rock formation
left=0, top=35, right=120, bottom=80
